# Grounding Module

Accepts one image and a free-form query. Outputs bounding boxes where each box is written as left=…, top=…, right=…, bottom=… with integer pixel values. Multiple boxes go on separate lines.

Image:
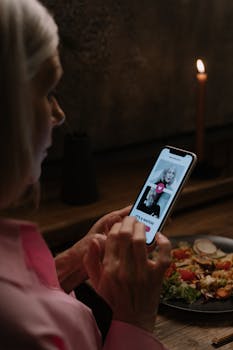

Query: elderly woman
left=0, top=1, right=171, bottom=349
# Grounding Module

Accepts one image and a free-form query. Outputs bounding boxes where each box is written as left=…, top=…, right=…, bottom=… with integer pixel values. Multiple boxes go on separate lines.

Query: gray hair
left=0, top=0, right=58, bottom=208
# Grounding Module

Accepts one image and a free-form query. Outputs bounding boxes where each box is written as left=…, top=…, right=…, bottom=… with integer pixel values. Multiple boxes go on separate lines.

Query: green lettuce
left=162, top=272, right=201, bottom=304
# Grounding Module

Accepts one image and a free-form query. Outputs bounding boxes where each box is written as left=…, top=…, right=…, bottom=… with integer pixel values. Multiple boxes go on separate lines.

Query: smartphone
left=129, top=145, right=197, bottom=245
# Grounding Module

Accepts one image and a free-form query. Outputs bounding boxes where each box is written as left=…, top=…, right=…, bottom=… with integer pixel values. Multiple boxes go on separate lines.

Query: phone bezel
left=129, top=145, right=197, bottom=245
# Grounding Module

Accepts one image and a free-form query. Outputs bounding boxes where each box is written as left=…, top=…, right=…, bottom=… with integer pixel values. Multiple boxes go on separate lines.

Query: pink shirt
left=0, top=218, right=167, bottom=349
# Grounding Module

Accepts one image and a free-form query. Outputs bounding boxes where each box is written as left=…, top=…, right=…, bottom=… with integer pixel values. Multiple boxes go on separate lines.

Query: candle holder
left=61, top=133, right=98, bottom=205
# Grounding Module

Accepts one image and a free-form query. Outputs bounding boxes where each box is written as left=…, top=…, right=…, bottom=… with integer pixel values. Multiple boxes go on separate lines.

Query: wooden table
left=154, top=197, right=233, bottom=350
left=155, top=307, right=233, bottom=350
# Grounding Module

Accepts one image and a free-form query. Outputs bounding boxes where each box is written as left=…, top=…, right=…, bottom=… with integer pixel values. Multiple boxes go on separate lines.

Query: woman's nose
left=50, top=96, right=66, bottom=126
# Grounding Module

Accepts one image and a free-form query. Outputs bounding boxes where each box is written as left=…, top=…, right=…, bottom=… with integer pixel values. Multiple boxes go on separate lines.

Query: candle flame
left=196, top=59, right=205, bottom=73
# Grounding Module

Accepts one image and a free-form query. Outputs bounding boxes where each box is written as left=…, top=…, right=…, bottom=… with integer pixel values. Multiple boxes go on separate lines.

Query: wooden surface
left=155, top=307, right=233, bottom=350
left=163, top=196, right=233, bottom=239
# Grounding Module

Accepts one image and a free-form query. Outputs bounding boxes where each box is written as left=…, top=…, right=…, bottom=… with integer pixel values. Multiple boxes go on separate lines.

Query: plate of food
left=154, top=235, right=233, bottom=313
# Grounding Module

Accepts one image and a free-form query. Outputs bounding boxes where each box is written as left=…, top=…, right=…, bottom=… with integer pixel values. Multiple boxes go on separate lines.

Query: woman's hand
left=55, top=206, right=131, bottom=293
left=87, top=205, right=132, bottom=235
left=84, top=216, right=171, bottom=333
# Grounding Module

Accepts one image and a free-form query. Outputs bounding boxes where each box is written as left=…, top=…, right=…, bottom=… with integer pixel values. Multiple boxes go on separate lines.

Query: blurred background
left=41, top=0, right=233, bottom=171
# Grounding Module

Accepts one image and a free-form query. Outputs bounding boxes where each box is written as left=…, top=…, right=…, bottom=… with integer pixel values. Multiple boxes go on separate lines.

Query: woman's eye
left=47, top=92, right=54, bottom=101
left=47, top=89, right=57, bottom=101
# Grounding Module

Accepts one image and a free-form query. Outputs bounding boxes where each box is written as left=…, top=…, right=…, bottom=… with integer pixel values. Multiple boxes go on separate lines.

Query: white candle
left=196, top=59, right=207, bottom=162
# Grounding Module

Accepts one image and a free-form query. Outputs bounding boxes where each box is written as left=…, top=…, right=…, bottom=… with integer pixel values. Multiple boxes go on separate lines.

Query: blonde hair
left=162, top=167, right=176, bottom=184
left=0, top=0, right=58, bottom=209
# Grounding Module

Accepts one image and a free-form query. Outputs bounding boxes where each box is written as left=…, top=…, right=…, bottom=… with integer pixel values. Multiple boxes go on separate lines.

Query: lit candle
left=196, top=58, right=207, bottom=162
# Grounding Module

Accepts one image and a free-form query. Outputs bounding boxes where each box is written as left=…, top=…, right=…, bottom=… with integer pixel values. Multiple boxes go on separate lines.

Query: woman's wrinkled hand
left=55, top=206, right=131, bottom=293
left=84, top=216, right=171, bottom=333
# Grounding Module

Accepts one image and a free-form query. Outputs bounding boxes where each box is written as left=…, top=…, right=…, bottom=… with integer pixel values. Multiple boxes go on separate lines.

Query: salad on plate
left=152, top=237, right=233, bottom=304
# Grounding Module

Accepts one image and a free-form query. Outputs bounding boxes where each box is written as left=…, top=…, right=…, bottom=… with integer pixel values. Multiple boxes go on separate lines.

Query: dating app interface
left=130, top=148, right=194, bottom=244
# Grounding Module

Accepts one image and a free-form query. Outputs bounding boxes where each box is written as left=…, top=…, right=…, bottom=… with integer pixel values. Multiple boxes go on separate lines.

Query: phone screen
left=129, top=146, right=196, bottom=245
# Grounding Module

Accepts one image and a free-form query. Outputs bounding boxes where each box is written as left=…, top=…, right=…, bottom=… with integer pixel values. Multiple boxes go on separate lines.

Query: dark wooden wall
left=42, top=0, right=233, bottom=156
